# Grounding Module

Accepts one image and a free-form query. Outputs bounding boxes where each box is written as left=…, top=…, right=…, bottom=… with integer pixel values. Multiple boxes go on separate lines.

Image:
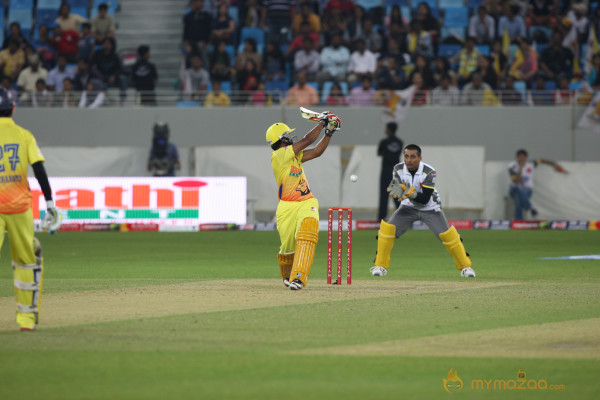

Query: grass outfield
left=0, top=230, right=599, bottom=399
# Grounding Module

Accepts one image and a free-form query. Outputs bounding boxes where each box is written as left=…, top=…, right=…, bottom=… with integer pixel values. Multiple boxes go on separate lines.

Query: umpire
left=377, top=122, right=403, bottom=221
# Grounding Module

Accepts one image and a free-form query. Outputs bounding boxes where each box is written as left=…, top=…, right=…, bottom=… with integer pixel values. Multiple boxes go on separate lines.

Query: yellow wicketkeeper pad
left=439, top=226, right=472, bottom=271
left=374, top=220, right=396, bottom=269
left=277, top=252, right=295, bottom=280
left=289, top=217, right=319, bottom=286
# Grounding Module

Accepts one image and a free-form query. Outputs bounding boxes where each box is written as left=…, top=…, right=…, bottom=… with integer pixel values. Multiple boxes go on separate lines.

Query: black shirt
left=378, top=135, right=404, bottom=172
left=183, top=10, right=212, bottom=43
left=132, top=59, right=158, bottom=91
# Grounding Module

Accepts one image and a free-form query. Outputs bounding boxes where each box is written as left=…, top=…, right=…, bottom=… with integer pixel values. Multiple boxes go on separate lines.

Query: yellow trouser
left=0, top=209, right=42, bottom=329
left=276, top=198, right=319, bottom=253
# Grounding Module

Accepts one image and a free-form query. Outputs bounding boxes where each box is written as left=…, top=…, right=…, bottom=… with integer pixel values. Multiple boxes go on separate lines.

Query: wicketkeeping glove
left=387, top=178, right=407, bottom=199
left=400, top=186, right=417, bottom=201
left=43, top=200, right=62, bottom=234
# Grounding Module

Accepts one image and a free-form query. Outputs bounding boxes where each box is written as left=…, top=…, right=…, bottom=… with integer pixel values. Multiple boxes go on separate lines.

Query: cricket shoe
left=283, top=278, right=290, bottom=288
left=460, top=267, right=476, bottom=278
left=19, top=326, right=36, bottom=332
left=289, top=279, right=303, bottom=290
left=370, top=266, right=387, bottom=276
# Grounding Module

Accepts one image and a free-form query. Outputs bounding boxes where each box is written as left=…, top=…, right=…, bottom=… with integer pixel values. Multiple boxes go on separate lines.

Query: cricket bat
left=299, top=107, right=326, bottom=123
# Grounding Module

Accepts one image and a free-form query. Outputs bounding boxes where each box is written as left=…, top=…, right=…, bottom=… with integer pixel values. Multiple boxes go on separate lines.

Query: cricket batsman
left=370, top=144, right=476, bottom=278
left=266, top=111, right=340, bottom=290
left=0, top=88, right=61, bottom=331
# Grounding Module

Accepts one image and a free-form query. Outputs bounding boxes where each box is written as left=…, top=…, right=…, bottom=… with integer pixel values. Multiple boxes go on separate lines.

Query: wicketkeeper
left=0, top=88, right=61, bottom=331
left=266, top=111, right=341, bottom=290
left=370, top=144, right=476, bottom=278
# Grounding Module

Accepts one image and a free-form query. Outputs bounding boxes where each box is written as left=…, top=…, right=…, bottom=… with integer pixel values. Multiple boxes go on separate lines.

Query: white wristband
left=46, top=200, right=55, bottom=209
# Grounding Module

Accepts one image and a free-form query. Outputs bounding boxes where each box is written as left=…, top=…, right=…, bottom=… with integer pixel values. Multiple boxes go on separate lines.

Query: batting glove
left=319, top=111, right=330, bottom=127
left=328, top=113, right=341, bottom=130
left=43, top=200, right=62, bottom=234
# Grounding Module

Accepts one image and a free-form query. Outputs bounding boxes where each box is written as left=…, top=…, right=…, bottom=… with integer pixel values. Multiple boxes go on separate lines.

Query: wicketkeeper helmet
left=0, top=88, right=16, bottom=110
left=265, top=123, right=296, bottom=146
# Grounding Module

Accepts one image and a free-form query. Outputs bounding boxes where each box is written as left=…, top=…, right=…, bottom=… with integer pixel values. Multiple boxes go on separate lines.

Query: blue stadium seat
left=438, top=44, right=462, bottom=59
left=265, top=80, right=289, bottom=93
left=8, top=8, right=33, bottom=29
left=443, top=8, right=468, bottom=28
left=466, top=0, right=483, bottom=8
left=177, top=101, right=201, bottom=107
left=93, top=0, right=119, bottom=11
left=385, top=0, right=409, bottom=6
left=0, top=12, right=4, bottom=45
left=71, top=7, right=89, bottom=18
left=21, top=28, right=31, bottom=40
left=237, top=42, right=264, bottom=54
left=513, top=80, right=527, bottom=103
left=568, top=81, right=582, bottom=91
left=228, top=6, right=238, bottom=22
left=439, top=0, right=463, bottom=7
left=401, top=5, right=411, bottom=19
left=356, top=0, right=384, bottom=11
left=240, top=27, right=265, bottom=46
left=36, top=9, right=59, bottom=28
left=544, top=80, right=556, bottom=90
left=412, top=0, right=437, bottom=10
left=9, top=0, right=33, bottom=9
left=475, top=44, right=490, bottom=56
left=535, top=43, right=548, bottom=55
left=69, top=0, right=92, bottom=7
left=220, top=81, right=232, bottom=95
left=321, top=81, right=348, bottom=103
left=441, top=26, right=465, bottom=42
left=307, top=81, right=319, bottom=91
left=37, top=0, right=62, bottom=8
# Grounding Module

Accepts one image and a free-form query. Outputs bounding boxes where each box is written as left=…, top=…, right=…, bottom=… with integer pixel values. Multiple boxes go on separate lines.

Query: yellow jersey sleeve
left=270, top=146, right=314, bottom=202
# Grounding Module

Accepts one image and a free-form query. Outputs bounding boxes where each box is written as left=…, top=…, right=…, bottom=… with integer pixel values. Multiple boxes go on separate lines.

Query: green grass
left=0, top=230, right=599, bottom=399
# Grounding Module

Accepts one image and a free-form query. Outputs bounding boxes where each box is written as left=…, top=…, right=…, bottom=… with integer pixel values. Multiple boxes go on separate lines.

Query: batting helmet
left=265, top=123, right=295, bottom=146
left=0, top=88, right=15, bottom=111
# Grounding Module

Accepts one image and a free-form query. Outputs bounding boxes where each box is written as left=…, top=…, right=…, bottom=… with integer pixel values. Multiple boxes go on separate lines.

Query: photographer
left=147, top=122, right=181, bottom=177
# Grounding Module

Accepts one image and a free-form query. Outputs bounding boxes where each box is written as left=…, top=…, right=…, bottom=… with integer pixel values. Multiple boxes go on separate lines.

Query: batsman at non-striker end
left=266, top=110, right=341, bottom=290
left=370, top=144, right=476, bottom=278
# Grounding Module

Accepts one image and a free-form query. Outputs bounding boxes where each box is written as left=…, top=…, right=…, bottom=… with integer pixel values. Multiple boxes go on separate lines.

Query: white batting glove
left=43, top=200, right=62, bottom=234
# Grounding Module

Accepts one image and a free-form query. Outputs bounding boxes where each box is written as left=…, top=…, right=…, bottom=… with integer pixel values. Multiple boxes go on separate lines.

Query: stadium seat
left=356, top=0, right=384, bottom=11
left=71, top=7, right=89, bottom=18
left=228, top=6, right=238, bottom=23
left=0, top=13, right=4, bottom=45
left=265, top=80, right=289, bottom=93
left=535, top=43, right=548, bottom=55
left=475, top=44, right=490, bottom=56
left=438, top=44, right=462, bottom=59
left=513, top=80, right=527, bottom=103
left=439, top=0, right=463, bottom=7
left=177, top=101, right=201, bottom=107
left=8, top=9, right=33, bottom=29
left=93, top=0, right=119, bottom=12
left=544, top=80, right=556, bottom=90
left=385, top=0, right=409, bottom=6
left=466, top=0, right=483, bottom=8
left=35, top=9, right=59, bottom=28
left=240, top=27, right=265, bottom=46
left=220, top=81, right=232, bottom=96
left=9, top=0, right=33, bottom=9
left=321, top=81, right=348, bottom=103
left=443, top=8, right=468, bottom=28
left=225, top=44, right=236, bottom=66
left=69, top=0, right=92, bottom=7
left=37, top=0, right=62, bottom=8
left=307, top=81, right=319, bottom=92
left=441, top=26, right=465, bottom=43
left=237, top=42, right=264, bottom=54
left=21, top=28, right=31, bottom=40
left=568, top=81, right=582, bottom=91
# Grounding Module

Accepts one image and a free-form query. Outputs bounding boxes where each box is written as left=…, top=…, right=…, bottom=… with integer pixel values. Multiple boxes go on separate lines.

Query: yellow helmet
left=265, top=123, right=296, bottom=146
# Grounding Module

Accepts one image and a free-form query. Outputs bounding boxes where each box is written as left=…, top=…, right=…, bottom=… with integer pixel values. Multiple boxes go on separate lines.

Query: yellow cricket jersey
left=271, top=146, right=314, bottom=202
left=0, top=118, right=45, bottom=214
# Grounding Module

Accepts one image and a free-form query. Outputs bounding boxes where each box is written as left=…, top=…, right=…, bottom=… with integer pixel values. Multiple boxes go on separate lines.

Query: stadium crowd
left=181, top=0, right=600, bottom=107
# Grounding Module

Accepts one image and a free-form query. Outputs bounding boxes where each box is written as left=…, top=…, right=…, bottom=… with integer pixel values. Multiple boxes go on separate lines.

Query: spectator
left=209, top=40, right=233, bottom=82
left=0, top=39, right=26, bottom=81
left=510, top=39, right=538, bottom=86
left=91, top=37, right=127, bottom=102
left=474, top=55, right=498, bottom=90
left=325, top=81, right=347, bottom=105
left=588, top=53, right=600, bottom=88
left=406, top=20, right=433, bottom=59
left=376, top=56, right=405, bottom=90
left=183, top=0, right=213, bottom=64
left=349, top=75, right=375, bottom=106
left=432, top=57, right=457, bottom=87
left=46, top=55, right=75, bottom=92
left=285, top=20, right=320, bottom=59
left=240, top=0, right=262, bottom=29
left=317, top=33, right=350, bottom=84
left=204, top=80, right=231, bottom=106
left=554, top=74, right=572, bottom=105
left=78, top=23, right=96, bottom=61
left=251, top=82, right=271, bottom=106
left=380, top=37, right=407, bottom=66
left=31, top=78, right=54, bottom=107
left=78, top=78, right=106, bottom=108
left=236, top=38, right=262, bottom=74
left=263, top=41, right=286, bottom=82
left=50, top=24, right=80, bottom=63
left=356, top=19, right=383, bottom=54
left=414, top=2, right=440, bottom=39
left=17, top=55, right=48, bottom=103
left=498, top=5, right=527, bottom=42
left=293, top=1, right=322, bottom=35
left=500, top=75, right=523, bottom=105
left=33, top=25, right=56, bottom=69
left=531, top=74, right=554, bottom=105
left=54, top=77, right=78, bottom=107
left=508, top=148, right=565, bottom=220
left=325, top=0, right=355, bottom=15
left=286, top=72, right=319, bottom=106
left=431, top=74, right=459, bottom=106
left=2, top=22, right=31, bottom=50
left=132, top=45, right=159, bottom=106
left=526, top=0, right=555, bottom=28
left=539, top=32, right=573, bottom=82
left=484, top=0, right=506, bottom=20
left=322, top=6, right=352, bottom=45
left=388, top=21, right=407, bottom=52
left=410, top=72, right=429, bottom=105
left=469, top=6, right=495, bottom=44
left=348, top=5, right=366, bottom=39
left=261, top=0, right=296, bottom=43
left=237, top=58, right=262, bottom=103
left=91, top=3, right=116, bottom=44
left=490, top=39, right=508, bottom=79
left=461, top=73, right=496, bottom=105
left=211, top=2, right=236, bottom=44
left=385, top=5, right=407, bottom=36
left=348, top=38, right=377, bottom=85
left=294, top=36, right=320, bottom=81
left=563, top=3, right=589, bottom=48
left=454, top=37, right=481, bottom=86
left=181, top=53, right=209, bottom=100
left=0, top=78, right=17, bottom=102
left=73, top=57, right=102, bottom=91
left=409, top=55, right=435, bottom=89
left=55, top=2, right=87, bottom=32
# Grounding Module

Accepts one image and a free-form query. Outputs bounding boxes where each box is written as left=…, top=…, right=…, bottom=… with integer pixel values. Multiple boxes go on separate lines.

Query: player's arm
left=301, top=135, right=331, bottom=162
left=32, top=161, right=61, bottom=234
left=292, top=120, right=325, bottom=155
left=537, top=158, right=566, bottom=173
